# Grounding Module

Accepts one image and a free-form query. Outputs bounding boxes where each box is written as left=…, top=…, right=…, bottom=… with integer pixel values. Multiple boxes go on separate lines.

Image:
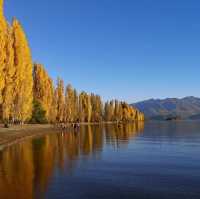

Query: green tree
left=30, top=99, right=47, bottom=124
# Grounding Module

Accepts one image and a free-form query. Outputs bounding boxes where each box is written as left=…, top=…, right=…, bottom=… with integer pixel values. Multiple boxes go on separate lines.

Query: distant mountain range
left=132, top=96, right=200, bottom=120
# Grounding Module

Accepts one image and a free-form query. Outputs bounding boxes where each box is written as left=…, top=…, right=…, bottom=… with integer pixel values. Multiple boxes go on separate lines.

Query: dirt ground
left=0, top=124, right=59, bottom=151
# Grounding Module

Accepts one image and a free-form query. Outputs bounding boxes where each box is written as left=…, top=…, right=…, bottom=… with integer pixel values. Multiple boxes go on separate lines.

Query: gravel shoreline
left=0, top=124, right=59, bottom=151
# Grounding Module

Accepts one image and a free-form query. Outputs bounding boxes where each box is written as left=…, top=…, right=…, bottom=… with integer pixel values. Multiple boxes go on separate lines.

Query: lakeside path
left=0, top=124, right=59, bottom=151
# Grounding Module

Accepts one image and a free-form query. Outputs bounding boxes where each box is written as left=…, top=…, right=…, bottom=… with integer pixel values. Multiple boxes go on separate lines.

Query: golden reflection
left=0, top=142, right=34, bottom=199
left=105, top=122, right=144, bottom=148
left=0, top=122, right=144, bottom=198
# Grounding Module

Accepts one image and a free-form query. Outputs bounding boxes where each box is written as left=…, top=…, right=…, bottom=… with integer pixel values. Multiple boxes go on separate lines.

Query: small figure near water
left=73, top=123, right=80, bottom=131
left=4, top=123, right=10, bottom=128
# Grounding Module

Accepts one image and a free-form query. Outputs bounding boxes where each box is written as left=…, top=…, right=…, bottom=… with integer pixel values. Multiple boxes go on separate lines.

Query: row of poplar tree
left=33, top=63, right=144, bottom=123
left=0, top=0, right=144, bottom=124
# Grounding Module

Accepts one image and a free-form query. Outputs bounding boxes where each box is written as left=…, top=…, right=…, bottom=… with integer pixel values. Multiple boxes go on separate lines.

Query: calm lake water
left=0, top=121, right=200, bottom=199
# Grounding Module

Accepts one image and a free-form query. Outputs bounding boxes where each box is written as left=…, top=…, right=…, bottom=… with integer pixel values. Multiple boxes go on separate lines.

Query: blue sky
left=4, top=0, right=200, bottom=102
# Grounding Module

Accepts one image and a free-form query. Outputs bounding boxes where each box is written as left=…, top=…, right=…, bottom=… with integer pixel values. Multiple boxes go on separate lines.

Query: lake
left=0, top=121, right=200, bottom=199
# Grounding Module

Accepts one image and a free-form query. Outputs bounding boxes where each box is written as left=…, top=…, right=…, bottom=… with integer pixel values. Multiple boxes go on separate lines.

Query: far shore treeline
left=0, top=0, right=144, bottom=124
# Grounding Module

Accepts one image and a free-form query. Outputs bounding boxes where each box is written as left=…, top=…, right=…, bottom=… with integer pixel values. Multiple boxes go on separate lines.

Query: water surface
left=0, top=121, right=200, bottom=199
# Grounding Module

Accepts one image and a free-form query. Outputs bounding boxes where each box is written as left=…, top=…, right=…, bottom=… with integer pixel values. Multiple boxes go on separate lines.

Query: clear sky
left=4, top=0, right=200, bottom=102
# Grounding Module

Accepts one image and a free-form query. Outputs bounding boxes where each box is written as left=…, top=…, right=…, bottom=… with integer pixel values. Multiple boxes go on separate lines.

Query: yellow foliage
left=79, top=92, right=92, bottom=122
left=0, top=0, right=7, bottom=104
left=12, top=18, right=33, bottom=122
left=33, top=63, right=54, bottom=121
left=2, top=26, right=15, bottom=120
left=55, top=78, right=65, bottom=122
left=0, top=0, right=145, bottom=124
left=104, top=100, right=144, bottom=122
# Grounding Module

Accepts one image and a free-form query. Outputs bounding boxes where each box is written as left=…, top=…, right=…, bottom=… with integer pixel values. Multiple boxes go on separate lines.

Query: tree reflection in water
left=0, top=122, right=144, bottom=199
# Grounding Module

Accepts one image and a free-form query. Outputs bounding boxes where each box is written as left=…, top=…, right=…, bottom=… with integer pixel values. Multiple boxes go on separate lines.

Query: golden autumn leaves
left=0, top=0, right=144, bottom=123
left=33, top=64, right=144, bottom=123
left=0, top=0, right=7, bottom=104
left=0, top=1, right=33, bottom=122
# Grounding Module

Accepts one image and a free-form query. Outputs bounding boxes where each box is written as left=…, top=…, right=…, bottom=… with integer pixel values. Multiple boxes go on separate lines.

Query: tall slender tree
left=79, top=92, right=92, bottom=122
left=64, top=84, right=75, bottom=123
left=91, top=94, right=103, bottom=122
left=12, top=18, right=33, bottom=122
left=0, top=0, right=7, bottom=106
left=73, top=89, right=79, bottom=122
left=55, top=78, right=65, bottom=123
left=33, top=63, right=54, bottom=121
left=2, top=26, right=15, bottom=121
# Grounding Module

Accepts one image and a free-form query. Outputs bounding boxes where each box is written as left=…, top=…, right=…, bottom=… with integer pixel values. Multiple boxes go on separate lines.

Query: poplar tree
left=87, top=94, right=92, bottom=122
left=79, top=92, right=92, bottom=122
left=91, top=94, right=103, bottom=122
left=55, top=78, right=65, bottom=123
left=64, top=84, right=75, bottom=122
left=104, top=102, right=110, bottom=122
left=33, top=63, right=54, bottom=121
left=73, top=89, right=79, bottom=122
left=0, top=0, right=7, bottom=105
left=104, top=100, right=144, bottom=122
left=49, top=88, right=58, bottom=123
left=12, top=18, right=33, bottom=122
left=114, top=100, right=120, bottom=122
left=2, top=26, right=15, bottom=121
left=105, top=100, right=114, bottom=122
